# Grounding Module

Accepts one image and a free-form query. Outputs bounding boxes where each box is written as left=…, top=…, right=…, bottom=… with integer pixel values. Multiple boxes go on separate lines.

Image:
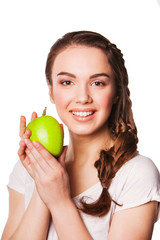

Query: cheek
left=98, top=92, right=115, bottom=111
left=53, top=91, right=70, bottom=113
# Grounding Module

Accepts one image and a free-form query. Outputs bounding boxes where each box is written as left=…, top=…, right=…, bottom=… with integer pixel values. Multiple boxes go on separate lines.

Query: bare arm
left=108, top=201, right=158, bottom=240
left=1, top=188, right=50, bottom=240
left=1, top=190, right=25, bottom=239
left=50, top=198, right=93, bottom=240
left=2, top=113, right=51, bottom=239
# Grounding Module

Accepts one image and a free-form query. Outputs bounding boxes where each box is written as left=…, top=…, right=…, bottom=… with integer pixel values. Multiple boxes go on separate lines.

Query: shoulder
left=116, top=153, right=160, bottom=184
left=130, top=153, right=158, bottom=171
left=110, top=153, right=160, bottom=212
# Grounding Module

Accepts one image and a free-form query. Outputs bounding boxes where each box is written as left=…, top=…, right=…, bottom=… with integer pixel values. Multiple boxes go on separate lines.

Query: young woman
left=2, top=31, right=160, bottom=240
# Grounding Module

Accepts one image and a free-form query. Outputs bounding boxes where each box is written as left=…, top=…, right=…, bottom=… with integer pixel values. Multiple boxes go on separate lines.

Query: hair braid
left=80, top=37, right=138, bottom=217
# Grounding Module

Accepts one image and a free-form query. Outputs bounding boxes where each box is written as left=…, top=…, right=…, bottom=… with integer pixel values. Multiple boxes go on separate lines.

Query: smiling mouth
left=72, top=111, right=94, bottom=117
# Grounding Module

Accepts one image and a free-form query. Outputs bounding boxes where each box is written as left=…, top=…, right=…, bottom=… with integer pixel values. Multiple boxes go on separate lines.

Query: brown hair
left=45, top=31, right=138, bottom=217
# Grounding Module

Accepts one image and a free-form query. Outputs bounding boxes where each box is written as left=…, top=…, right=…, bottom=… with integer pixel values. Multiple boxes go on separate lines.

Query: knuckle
left=35, top=143, right=42, bottom=151
left=28, top=144, right=34, bottom=151
left=25, top=148, right=30, bottom=156
left=32, top=141, right=42, bottom=151
left=55, top=167, right=64, bottom=179
left=48, top=174, right=56, bottom=183
left=47, top=154, right=53, bottom=162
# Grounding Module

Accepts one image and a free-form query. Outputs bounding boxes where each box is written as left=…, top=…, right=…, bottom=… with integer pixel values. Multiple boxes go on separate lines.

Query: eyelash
left=60, top=80, right=74, bottom=86
left=59, top=80, right=106, bottom=87
left=91, top=81, right=106, bottom=86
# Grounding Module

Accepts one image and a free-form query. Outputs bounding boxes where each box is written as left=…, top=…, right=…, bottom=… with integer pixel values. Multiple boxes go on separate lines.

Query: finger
left=18, top=141, right=32, bottom=174
left=22, top=129, right=31, bottom=140
left=23, top=159, right=33, bottom=177
left=58, top=146, right=68, bottom=168
left=32, top=141, right=59, bottom=169
left=24, top=139, right=53, bottom=174
left=25, top=147, right=46, bottom=179
left=18, top=140, right=26, bottom=161
left=60, top=124, right=64, bottom=138
left=19, top=116, right=26, bottom=138
left=20, top=147, right=34, bottom=178
left=22, top=112, right=37, bottom=139
left=31, top=112, right=38, bottom=120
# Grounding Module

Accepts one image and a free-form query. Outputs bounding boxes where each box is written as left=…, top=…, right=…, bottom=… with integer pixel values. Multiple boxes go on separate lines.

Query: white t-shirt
left=8, top=154, right=160, bottom=240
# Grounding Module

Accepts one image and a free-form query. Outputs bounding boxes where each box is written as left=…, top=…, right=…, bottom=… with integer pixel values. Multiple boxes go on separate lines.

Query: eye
left=91, top=81, right=106, bottom=86
left=60, top=80, right=74, bottom=86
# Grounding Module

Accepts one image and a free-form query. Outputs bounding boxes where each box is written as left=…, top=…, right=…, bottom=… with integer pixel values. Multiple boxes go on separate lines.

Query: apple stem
left=42, top=107, right=47, bottom=116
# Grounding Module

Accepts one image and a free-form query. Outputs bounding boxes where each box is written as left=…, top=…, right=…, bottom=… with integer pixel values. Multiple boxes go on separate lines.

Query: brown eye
left=61, top=80, right=73, bottom=85
left=92, top=81, right=106, bottom=86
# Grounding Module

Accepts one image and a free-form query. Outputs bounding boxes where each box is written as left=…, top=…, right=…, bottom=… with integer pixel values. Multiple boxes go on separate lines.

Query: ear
left=48, top=83, right=55, bottom=104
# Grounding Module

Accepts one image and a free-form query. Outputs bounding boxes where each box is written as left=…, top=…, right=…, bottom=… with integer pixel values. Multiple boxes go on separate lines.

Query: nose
left=75, top=84, right=92, bottom=104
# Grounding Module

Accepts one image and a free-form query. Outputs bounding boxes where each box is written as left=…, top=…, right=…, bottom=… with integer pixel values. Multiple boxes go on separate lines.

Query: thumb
left=60, top=123, right=64, bottom=138
left=58, top=145, right=68, bottom=168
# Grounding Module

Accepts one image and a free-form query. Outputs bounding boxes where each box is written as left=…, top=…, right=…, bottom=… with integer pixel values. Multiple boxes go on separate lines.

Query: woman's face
left=49, top=45, right=116, bottom=137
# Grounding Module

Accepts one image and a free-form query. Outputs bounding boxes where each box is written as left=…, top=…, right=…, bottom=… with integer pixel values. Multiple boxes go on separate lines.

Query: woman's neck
left=66, top=127, right=114, bottom=167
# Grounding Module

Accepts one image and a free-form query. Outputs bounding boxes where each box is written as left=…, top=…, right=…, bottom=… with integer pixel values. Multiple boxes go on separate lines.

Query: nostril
left=75, top=95, right=92, bottom=104
left=75, top=92, right=92, bottom=104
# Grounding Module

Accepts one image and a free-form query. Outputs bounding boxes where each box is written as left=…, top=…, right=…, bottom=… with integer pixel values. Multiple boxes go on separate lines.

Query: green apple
left=26, top=115, right=63, bottom=157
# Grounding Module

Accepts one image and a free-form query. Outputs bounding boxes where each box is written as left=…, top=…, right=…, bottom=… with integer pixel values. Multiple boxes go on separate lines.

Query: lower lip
left=70, top=112, right=96, bottom=122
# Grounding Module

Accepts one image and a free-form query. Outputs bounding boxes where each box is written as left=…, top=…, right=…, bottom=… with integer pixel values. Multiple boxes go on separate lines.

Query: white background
left=0, top=0, right=160, bottom=238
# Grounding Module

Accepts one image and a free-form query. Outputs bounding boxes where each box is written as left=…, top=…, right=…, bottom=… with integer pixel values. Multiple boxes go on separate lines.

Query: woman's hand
left=18, top=112, right=37, bottom=178
left=23, top=139, right=70, bottom=211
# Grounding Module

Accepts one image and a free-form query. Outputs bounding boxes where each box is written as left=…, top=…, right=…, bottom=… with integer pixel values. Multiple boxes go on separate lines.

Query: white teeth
left=72, top=111, right=93, bottom=117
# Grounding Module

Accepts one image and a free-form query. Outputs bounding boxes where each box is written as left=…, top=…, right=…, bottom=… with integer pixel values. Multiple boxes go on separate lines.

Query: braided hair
left=45, top=31, right=138, bottom=217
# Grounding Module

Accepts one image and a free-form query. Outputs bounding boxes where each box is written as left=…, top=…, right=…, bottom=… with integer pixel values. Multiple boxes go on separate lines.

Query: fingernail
left=24, top=139, right=31, bottom=146
left=25, top=129, right=30, bottom=135
left=33, top=141, right=40, bottom=148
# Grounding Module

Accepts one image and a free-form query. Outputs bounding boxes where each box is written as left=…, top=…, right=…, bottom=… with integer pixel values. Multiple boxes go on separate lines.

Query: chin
left=69, top=124, right=106, bottom=137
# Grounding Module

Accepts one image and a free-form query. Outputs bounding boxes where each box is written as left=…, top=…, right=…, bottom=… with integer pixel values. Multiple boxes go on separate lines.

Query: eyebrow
left=57, top=72, right=110, bottom=79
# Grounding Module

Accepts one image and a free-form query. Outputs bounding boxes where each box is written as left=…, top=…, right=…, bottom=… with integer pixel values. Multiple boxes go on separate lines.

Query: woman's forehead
left=52, top=45, right=112, bottom=75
